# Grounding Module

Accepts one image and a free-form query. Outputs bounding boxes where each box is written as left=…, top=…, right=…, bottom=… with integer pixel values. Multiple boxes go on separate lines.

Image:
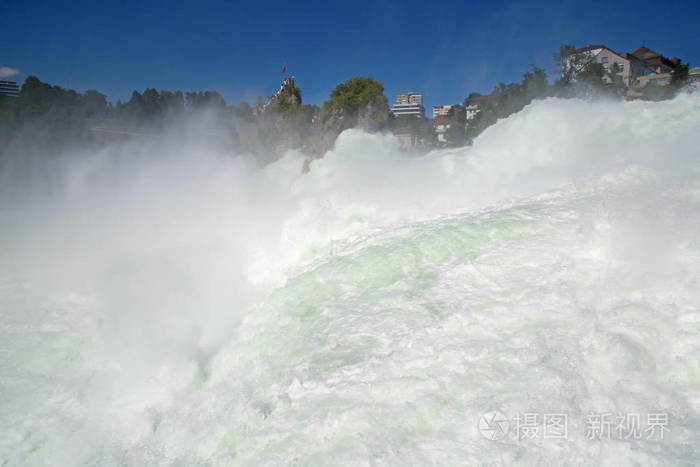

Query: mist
left=1, top=91, right=700, bottom=464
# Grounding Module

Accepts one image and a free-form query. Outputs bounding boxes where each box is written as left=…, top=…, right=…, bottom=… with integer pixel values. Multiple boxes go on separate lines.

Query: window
left=601, top=56, right=609, bottom=64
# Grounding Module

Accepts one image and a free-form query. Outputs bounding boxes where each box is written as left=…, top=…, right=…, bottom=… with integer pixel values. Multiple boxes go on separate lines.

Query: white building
left=432, top=104, right=453, bottom=119
left=464, top=95, right=487, bottom=122
left=392, top=93, right=425, bottom=117
left=433, top=115, right=451, bottom=144
left=634, top=67, right=700, bottom=89
left=465, top=103, right=480, bottom=121
left=565, top=45, right=652, bottom=87
left=0, top=80, right=20, bottom=98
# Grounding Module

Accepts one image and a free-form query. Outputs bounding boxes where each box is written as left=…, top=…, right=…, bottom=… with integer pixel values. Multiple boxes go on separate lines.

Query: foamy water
left=1, top=93, right=699, bottom=465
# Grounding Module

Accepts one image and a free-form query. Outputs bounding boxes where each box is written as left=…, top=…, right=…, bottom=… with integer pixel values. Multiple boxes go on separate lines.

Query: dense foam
left=1, top=93, right=699, bottom=464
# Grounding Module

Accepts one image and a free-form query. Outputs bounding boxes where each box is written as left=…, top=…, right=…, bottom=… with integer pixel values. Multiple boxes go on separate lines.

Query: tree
left=465, top=65, right=551, bottom=140
left=552, top=45, right=612, bottom=97
left=159, top=90, right=185, bottom=115
left=142, top=88, right=161, bottom=120
left=267, top=83, right=302, bottom=114
left=125, top=90, right=146, bottom=121
left=254, top=82, right=319, bottom=162
left=232, top=101, right=254, bottom=121
left=576, top=62, right=607, bottom=88
left=638, top=61, right=691, bottom=101
left=82, top=90, right=108, bottom=118
left=552, top=45, right=630, bottom=98
left=445, top=104, right=466, bottom=147
left=553, top=45, right=592, bottom=85
left=185, top=91, right=226, bottom=110
left=670, top=62, right=690, bottom=89
left=521, top=66, right=549, bottom=101
left=640, top=81, right=673, bottom=101
left=390, top=114, right=435, bottom=146
left=0, top=76, right=107, bottom=152
left=320, top=77, right=389, bottom=132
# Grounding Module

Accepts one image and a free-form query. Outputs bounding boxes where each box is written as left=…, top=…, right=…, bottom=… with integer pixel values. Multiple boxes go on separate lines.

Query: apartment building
left=432, top=104, right=453, bottom=119
left=570, top=45, right=649, bottom=87
left=0, top=80, right=20, bottom=98
left=392, top=93, right=425, bottom=117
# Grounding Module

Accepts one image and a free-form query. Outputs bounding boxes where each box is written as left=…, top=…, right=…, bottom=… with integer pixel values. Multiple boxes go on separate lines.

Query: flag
left=283, top=64, right=286, bottom=74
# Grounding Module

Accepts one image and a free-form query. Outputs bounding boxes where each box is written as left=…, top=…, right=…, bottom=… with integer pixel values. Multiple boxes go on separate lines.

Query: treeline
left=0, top=75, right=398, bottom=163
left=463, top=66, right=549, bottom=141
left=0, top=76, right=270, bottom=160
left=0, top=45, right=694, bottom=163
left=458, top=45, right=693, bottom=142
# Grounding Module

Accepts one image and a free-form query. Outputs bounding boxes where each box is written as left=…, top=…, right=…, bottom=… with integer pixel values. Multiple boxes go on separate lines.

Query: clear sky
left=2, top=0, right=699, bottom=113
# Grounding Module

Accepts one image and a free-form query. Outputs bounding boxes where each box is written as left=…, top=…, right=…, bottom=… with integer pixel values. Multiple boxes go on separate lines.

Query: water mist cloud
left=1, top=91, right=700, bottom=465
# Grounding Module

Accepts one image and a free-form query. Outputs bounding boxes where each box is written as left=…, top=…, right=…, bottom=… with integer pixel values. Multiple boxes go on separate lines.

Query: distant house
left=626, top=46, right=683, bottom=89
left=464, top=94, right=487, bottom=122
left=634, top=67, right=700, bottom=90
left=568, top=45, right=652, bottom=87
left=433, top=114, right=452, bottom=144
left=634, top=72, right=672, bottom=88
left=432, top=104, right=455, bottom=145
left=691, top=68, right=700, bottom=83
left=432, top=104, right=453, bottom=119
left=391, top=93, right=425, bottom=117
left=566, top=44, right=689, bottom=92
left=0, top=80, right=20, bottom=98
left=392, top=93, right=426, bottom=149
left=629, top=46, right=679, bottom=74
left=465, top=102, right=481, bottom=121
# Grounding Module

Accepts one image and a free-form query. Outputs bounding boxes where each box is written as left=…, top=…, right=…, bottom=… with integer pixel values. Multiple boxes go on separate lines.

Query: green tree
left=465, top=65, right=551, bottom=140
left=82, top=90, right=108, bottom=118
left=142, top=88, right=162, bottom=120
left=0, top=76, right=109, bottom=152
left=267, top=83, right=302, bottom=114
left=186, top=91, right=226, bottom=110
left=159, top=90, right=185, bottom=115
left=232, top=101, right=254, bottom=121
left=670, top=62, right=690, bottom=89
left=254, top=82, right=318, bottom=161
left=390, top=114, right=435, bottom=146
left=522, top=66, right=549, bottom=101
left=320, top=77, right=389, bottom=132
left=576, top=62, right=606, bottom=88
left=552, top=44, right=632, bottom=98
left=445, top=104, right=466, bottom=147
left=640, top=81, right=673, bottom=101
left=553, top=45, right=591, bottom=85
left=125, top=90, right=146, bottom=121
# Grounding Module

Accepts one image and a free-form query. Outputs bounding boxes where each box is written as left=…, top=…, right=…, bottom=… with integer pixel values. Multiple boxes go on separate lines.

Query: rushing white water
left=1, top=93, right=700, bottom=465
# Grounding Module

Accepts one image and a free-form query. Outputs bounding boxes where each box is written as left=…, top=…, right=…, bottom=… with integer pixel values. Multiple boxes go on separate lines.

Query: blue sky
left=2, top=0, right=699, bottom=112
